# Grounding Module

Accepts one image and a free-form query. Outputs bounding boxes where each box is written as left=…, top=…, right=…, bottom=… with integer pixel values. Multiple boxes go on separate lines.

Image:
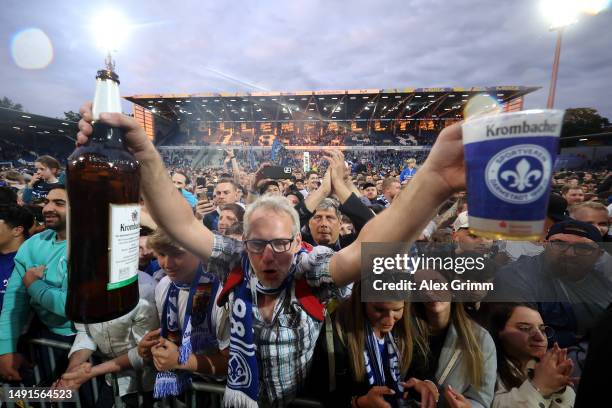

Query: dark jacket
left=490, top=253, right=612, bottom=347
left=203, top=210, right=219, bottom=232
left=575, top=304, right=612, bottom=408
left=303, top=313, right=429, bottom=407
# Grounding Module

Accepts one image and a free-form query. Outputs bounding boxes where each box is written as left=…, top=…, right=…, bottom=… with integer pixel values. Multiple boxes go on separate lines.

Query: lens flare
left=10, top=28, right=54, bottom=69
left=463, top=94, right=503, bottom=120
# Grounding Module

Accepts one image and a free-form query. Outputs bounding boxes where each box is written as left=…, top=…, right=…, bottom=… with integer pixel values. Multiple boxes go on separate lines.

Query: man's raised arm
left=77, top=102, right=215, bottom=262
left=329, top=123, right=466, bottom=287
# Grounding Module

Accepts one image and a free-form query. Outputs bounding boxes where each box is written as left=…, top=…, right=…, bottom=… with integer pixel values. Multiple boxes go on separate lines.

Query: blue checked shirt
left=207, top=234, right=341, bottom=407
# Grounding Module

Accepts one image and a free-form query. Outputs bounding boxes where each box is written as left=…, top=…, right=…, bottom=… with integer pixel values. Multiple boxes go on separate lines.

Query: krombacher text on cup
left=65, top=54, right=141, bottom=323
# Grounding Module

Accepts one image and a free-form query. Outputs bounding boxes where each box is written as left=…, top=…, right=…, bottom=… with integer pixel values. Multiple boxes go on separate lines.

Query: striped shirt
left=207, top=234, right=340, bottom=407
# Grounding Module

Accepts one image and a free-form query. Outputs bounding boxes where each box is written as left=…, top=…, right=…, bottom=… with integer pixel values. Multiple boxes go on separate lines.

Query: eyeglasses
left=548, top=241, right=599, bottom=256
left=244, top=236, right=295, bottom=254
left=515, top=324, right=555, bottom=339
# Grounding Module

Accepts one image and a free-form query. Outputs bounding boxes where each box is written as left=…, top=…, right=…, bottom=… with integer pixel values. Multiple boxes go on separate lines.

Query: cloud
left=1, top=0, right=610, bottom=118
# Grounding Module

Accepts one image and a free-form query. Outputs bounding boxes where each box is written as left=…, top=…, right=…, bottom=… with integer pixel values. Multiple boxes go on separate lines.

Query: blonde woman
left=412, top=269, right=497, bottom=408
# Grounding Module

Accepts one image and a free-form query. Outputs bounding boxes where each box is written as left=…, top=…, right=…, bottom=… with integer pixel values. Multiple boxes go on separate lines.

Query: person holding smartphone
left=194, top=179, right=241, bottom=232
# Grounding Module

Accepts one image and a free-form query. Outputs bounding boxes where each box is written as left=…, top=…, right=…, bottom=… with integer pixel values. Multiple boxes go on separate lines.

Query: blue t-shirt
left=180, top=189, right=197, bottom=208
left=399, top=167, right=417, bottom=183
left=23, top=180, right=63, bottom=204
left=142, top=259, right=161, bottom=276
left=0, top=252, right=17, bottom=311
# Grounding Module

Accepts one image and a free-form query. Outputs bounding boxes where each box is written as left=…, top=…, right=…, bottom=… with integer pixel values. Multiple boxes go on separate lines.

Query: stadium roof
left=125, top=86, right=540, bottom=124
left=0, top=107, right=77, bottom=164
left=0, top=107, right=77, bottom=140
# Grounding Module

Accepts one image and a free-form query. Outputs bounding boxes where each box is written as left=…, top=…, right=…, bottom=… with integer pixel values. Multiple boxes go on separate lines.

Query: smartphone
left=206, top=185, right=215, bottom=200
left=196, top=176, right=206, bottom=187
left=262, top=166, right=292, bottom=180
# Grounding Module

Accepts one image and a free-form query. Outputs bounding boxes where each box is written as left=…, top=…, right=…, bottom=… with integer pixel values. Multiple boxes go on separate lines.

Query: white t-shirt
left=154, top=276, right=230, bottom=350
left=138, top=271, right=156, bottom=304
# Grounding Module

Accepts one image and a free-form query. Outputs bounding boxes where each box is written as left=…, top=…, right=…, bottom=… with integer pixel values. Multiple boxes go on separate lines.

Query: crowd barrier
left=0, top=337, right=323, bottom=408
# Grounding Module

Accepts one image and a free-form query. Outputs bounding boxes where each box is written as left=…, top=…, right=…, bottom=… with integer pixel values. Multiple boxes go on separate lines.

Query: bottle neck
left=91, top=75, right=124, bottom=146
left=90, top=122, right=126, bottom=147
left=92, top=77, right=122, bottom=121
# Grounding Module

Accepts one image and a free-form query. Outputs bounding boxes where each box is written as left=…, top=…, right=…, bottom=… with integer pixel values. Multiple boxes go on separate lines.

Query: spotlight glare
left=540, top=0, right=580, bottom=29
left=92, top=9, right=130, bottom=52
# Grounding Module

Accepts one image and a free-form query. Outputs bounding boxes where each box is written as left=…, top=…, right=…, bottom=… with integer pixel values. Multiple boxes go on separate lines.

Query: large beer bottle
left=66, top=54, right=140, bottom=323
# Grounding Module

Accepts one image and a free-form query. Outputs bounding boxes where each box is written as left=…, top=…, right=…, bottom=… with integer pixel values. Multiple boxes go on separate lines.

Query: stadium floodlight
left=540, top=0, right=579, bottom=29
left=541, top=0, right=609, bottom=108
left=92, top=9, right=131, bottom=53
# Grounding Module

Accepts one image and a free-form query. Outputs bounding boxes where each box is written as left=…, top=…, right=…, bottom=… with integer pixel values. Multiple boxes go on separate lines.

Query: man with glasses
left=493, top=220, right=610, bottom=350
left=76, top=102, right=475, bottom=407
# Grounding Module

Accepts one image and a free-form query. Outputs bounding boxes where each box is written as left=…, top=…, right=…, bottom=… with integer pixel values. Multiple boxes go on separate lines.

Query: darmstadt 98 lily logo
left=485, top=144, right=552, bottom=204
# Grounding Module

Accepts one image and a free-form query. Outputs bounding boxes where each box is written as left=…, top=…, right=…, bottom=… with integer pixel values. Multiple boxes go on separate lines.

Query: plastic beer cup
left=461, top=109, right=564, bottom=240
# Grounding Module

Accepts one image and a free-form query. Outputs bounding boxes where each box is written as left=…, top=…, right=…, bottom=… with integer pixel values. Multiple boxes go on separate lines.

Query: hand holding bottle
left=77, top=102, right=154, bottom=159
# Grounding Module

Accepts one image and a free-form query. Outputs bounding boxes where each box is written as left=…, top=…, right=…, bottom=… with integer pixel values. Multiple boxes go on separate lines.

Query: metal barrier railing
left=1, top=337, right=323, bottom=408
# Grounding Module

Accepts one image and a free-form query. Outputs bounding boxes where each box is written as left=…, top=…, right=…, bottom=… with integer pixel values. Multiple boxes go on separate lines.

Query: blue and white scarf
left=364, top=322, right=403, bottom=396
left=224, top=255, right=296, bottom=408
left=154, top=265, right=219, bottom=398
left=376, top=194, right=391, bottom=208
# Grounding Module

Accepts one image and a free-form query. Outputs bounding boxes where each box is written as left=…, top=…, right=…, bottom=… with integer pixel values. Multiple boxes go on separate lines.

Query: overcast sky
left=2, top=0, right=611, bottom=120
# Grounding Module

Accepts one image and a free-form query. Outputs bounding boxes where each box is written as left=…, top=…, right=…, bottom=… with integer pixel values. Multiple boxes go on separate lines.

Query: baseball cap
left=362, top=182, right=376, bottom=190
left=546, top=219, right=602, bottom=242
left=453, top=211, right=469, bottom=231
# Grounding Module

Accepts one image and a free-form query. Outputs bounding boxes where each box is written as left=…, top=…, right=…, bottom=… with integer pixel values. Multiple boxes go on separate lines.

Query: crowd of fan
left=0, top=111, right=611, bottom=408
left=176, top=126, right=439, bottom=148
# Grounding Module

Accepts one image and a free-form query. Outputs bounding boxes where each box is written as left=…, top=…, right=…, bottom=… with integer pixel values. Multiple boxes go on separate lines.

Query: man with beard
left=0, top=185, right=76, bottom=384
left=172, top=171, right=197, bottom=210
left=492, top=220, right=610, bottom=349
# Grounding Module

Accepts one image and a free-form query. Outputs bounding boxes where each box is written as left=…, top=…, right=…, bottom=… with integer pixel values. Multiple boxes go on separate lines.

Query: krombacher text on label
left=485, top=120, right=558, bottom=137
left=65, top=55, right=141, bottom=323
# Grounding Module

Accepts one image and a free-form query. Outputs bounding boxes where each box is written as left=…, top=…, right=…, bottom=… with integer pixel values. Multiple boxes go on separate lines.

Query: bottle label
left=108, top=204, right=140, bottom=290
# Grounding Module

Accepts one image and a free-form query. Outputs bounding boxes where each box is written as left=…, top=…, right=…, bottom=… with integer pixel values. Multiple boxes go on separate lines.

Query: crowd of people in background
left=0, top=109, right=611, bottom=408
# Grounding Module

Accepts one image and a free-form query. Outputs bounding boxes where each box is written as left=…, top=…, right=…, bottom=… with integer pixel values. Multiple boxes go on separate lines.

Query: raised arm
left=77, top=103, right=215, bottom=262
left=225, top=149, right=241, bottom=186
left=329, top=123, right=466, bottom=287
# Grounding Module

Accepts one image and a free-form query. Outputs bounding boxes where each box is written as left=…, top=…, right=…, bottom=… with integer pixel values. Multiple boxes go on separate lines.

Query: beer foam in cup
left=461, top=109, right=565, bottom=240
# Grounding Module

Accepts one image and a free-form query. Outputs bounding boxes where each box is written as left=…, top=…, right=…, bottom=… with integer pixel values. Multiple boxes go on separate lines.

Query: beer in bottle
left=66, top=54, right=140, bottom=323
